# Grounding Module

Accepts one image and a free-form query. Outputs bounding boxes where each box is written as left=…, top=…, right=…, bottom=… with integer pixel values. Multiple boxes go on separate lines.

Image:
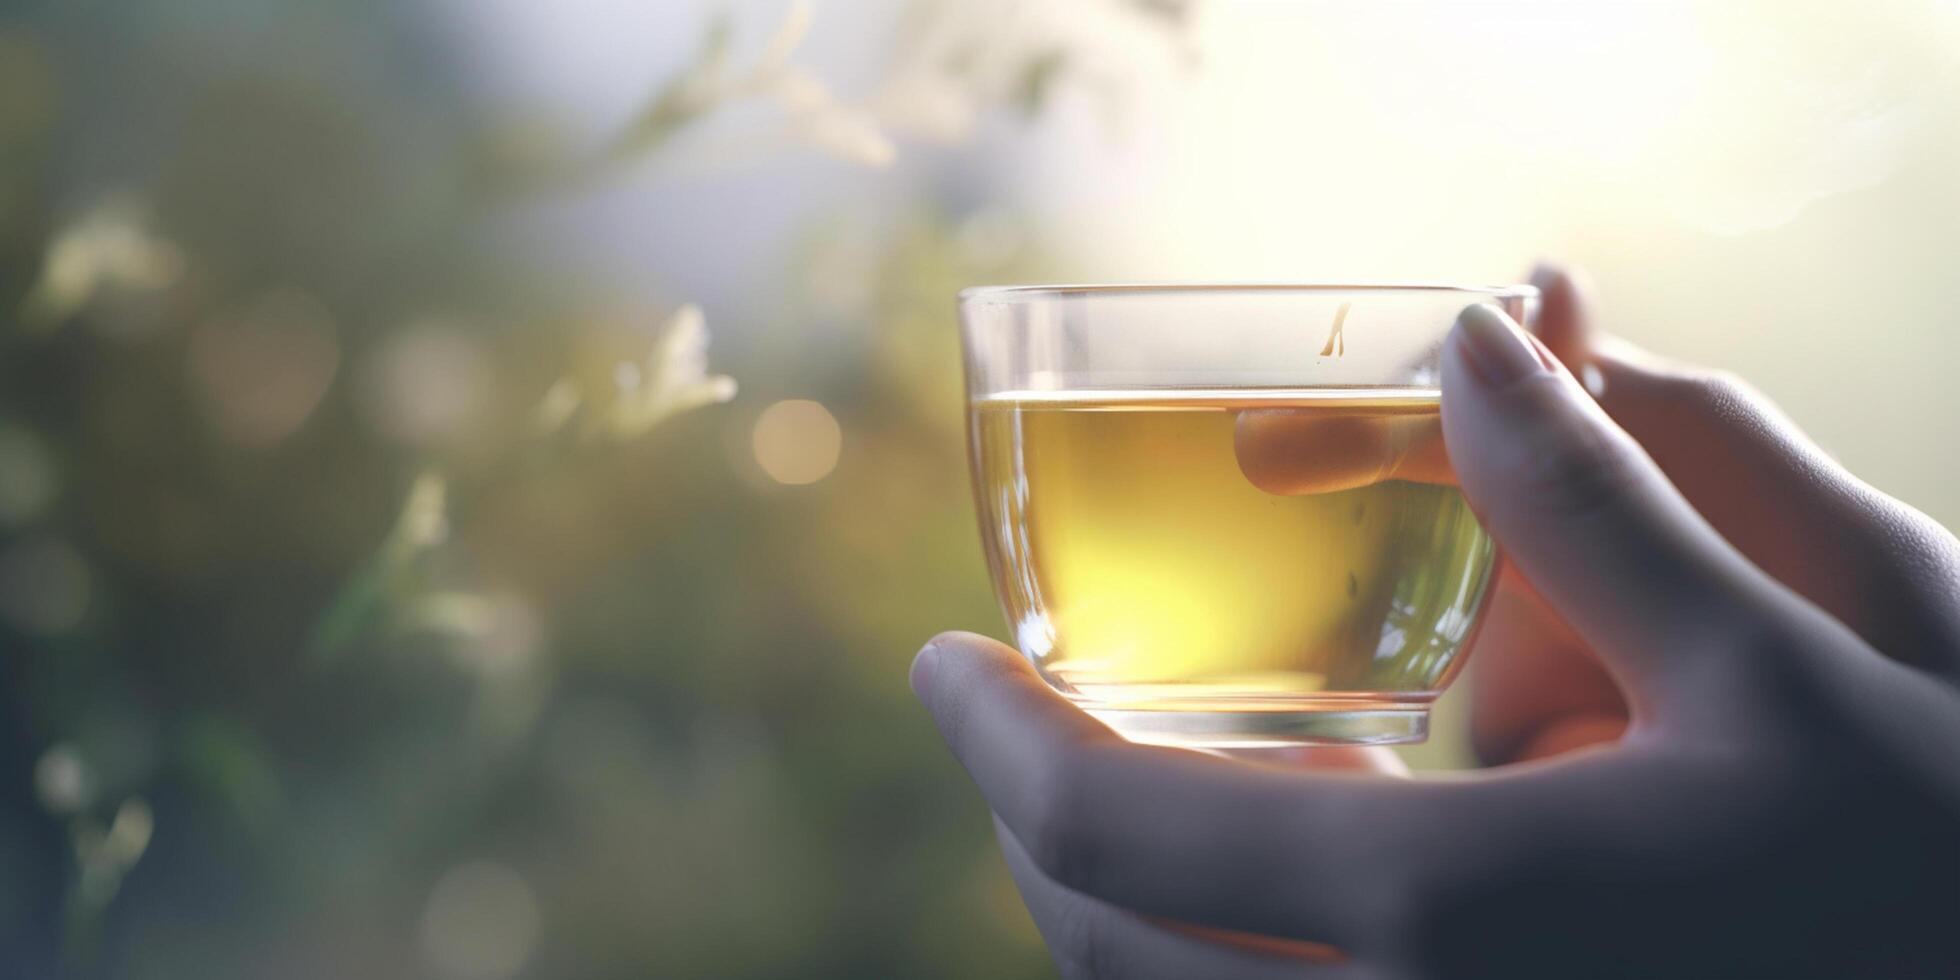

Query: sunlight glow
left=1018, top=0, right=1960, bottom=278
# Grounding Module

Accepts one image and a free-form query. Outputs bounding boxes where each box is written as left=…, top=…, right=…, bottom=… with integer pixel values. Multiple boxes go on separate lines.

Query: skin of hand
left=1249, top=264, right=1960, bottom=765
left=911, top=274, right=1960, bottom=978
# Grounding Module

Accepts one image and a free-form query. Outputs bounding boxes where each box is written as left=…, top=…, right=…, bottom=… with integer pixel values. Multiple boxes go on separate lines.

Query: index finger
left=1235, top=405, right=1454, bottom=495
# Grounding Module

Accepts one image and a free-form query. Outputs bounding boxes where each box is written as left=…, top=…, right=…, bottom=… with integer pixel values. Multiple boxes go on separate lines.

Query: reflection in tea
left=970, top=390, right=1496, bottom=736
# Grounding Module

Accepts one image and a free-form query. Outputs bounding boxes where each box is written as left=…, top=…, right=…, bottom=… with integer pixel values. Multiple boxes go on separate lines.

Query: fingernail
left=909, top=639, right=938, bottom=702
left=1455, top=303, right=1549, bottom=386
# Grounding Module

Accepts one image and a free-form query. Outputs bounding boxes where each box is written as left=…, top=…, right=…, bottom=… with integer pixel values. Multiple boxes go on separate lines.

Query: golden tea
left=969, top=389, right=1496, bottom=745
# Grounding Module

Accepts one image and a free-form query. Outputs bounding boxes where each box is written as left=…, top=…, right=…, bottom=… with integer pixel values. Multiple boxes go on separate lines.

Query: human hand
left=913, top=294, right=1960, bottom=977
left=1243, top=265, right=1960, bottom=766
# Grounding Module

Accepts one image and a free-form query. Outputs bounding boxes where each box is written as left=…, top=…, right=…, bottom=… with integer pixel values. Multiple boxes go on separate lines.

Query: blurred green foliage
left=0, top=0, right=1199, bottom=976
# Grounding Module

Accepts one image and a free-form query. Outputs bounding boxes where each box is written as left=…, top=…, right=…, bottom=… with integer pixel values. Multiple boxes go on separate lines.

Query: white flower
left=531, top=304, right=736, bottom=445
left=603, top=303, right=738, bottom=440
left=776, top=70, right=897, bottom=167
left=396, top=471, right=450, bottom=551
left=20, top=194, right=184, bottom=328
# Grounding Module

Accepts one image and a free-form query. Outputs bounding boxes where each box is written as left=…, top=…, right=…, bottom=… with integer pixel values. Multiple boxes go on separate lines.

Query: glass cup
left=959, top=284, right=1537, bottom=748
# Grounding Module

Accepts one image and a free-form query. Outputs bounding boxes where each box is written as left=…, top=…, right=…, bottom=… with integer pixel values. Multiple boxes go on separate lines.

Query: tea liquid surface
left=970, top=389, right=1496, bottom=710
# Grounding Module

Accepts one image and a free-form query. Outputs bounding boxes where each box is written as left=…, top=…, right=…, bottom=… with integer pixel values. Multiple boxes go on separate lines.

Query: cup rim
left=959, top=282, right=1539, bottom=303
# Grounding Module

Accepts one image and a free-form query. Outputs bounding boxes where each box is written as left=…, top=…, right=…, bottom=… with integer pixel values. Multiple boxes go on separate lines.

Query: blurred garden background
left=2, top=1, right=1958, bottom=977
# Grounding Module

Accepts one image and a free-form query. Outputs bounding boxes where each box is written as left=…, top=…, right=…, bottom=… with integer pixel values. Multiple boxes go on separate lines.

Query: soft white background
left=449, top=0, right=1960, bottom=531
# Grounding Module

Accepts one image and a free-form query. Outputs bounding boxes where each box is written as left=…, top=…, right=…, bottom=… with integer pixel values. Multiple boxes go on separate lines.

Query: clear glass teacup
left=960, top=284, right=1537, bottom=748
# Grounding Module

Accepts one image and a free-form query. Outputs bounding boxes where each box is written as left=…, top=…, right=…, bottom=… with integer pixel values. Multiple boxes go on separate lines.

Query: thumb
left=1441, top=304, right=1791, bottom=713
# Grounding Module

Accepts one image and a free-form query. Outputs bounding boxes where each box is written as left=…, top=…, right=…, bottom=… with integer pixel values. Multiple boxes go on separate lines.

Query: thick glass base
left=1082, top=707, right=1429, bottom=749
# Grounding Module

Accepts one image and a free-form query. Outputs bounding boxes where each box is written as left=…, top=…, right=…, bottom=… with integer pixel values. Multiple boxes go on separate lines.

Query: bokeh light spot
left=359, top=318, right=492, bottom=446
left=34, top=743, right=92, bottom=814
left=188, top=290, right=340, bottom=447
left=419, top=861, right=542, bottom=980
left=751, top=399, right=841, bottom=485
